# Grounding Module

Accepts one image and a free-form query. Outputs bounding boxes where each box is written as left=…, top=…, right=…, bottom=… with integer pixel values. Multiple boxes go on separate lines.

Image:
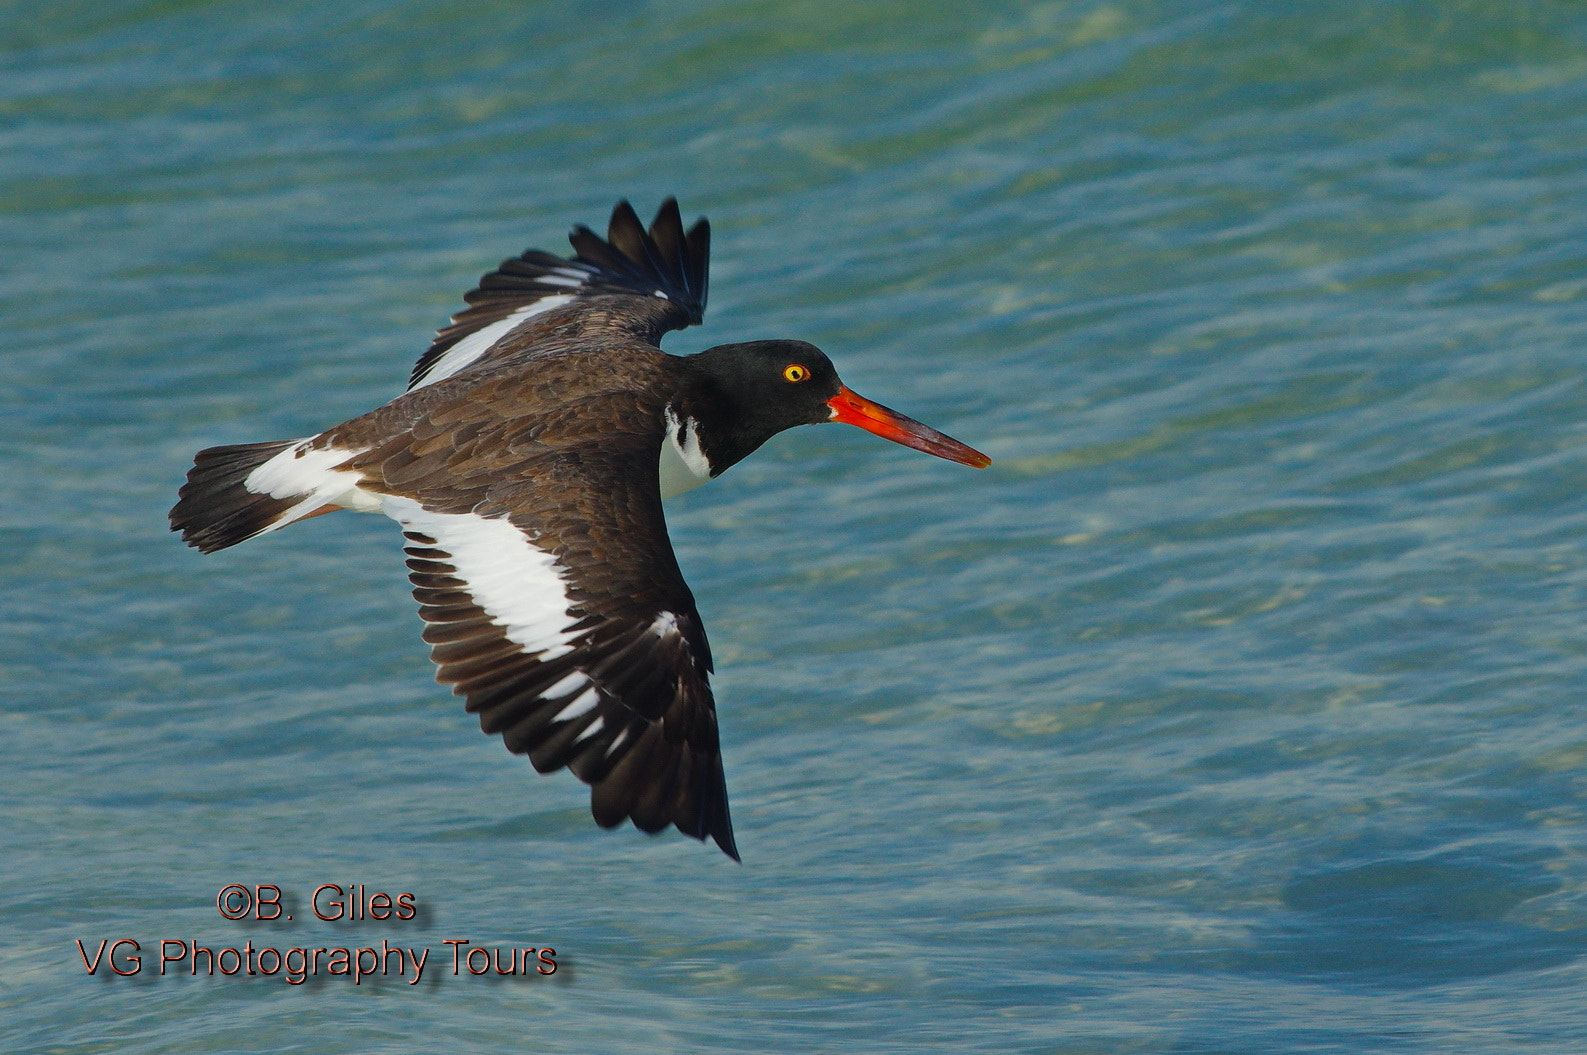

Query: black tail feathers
left=170, top=440, right=300, bottom=553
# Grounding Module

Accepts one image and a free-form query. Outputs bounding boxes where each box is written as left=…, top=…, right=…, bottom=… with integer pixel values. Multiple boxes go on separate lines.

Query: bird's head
left=685, top=339, right=990, bottom=470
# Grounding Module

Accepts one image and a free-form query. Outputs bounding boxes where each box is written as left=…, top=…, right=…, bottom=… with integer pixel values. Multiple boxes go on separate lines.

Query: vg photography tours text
left=75, top=884, right=559, bottom=986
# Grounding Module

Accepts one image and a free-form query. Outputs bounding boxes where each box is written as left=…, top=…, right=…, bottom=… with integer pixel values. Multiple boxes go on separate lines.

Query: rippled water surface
left=6, top=2, right=1587, bottom=1051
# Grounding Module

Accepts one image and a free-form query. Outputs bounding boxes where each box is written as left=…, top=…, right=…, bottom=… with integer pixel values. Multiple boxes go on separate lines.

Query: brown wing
left=408, top=199, right=710, bottom=390
left=358, top=386, right=738, bottom=860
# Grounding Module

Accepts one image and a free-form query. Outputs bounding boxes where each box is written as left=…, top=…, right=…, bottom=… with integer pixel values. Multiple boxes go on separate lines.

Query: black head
left=685, top=340, right=839, bottom=437
left=679, top=339, right=990, bottom=476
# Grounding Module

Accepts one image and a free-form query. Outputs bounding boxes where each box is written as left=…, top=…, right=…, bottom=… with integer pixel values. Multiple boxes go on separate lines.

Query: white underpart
left=657, top=407, right=713, bottom=499
left=604, top=728, right=631, bottom=757
left=242, top=440, right=376, bottom=536
left=574, top=717, right=605, bottom=743
left=381, top=496, right=577, bottom=661
left=408, top=294, right=577, bottom=390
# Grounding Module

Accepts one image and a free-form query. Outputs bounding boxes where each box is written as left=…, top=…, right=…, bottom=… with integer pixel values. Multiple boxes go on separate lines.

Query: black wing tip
left=600, top=761, right=739, bottom=860
left=649, top=810, right=739, bottom=861
left=589, top=810, right=739, bottom=860
left=608, top=198, right=644, bottom=237
left=582, top=786, right=738, bottom=859
left=565, top=198, right=710, bottom=325
left=713, top=826, right=741, bottom=862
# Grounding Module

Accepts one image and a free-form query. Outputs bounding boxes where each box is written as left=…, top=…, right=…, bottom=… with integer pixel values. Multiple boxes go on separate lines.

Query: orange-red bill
left=826, top=386, right=991, bottom=469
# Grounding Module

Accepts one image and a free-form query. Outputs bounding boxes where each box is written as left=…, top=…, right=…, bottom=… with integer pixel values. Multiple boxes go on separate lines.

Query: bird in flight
left=171, top=199, right=989, bottom=859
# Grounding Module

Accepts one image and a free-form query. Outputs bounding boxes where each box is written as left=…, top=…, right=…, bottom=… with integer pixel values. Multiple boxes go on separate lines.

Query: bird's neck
left=667, top=362, right=775, bottom=483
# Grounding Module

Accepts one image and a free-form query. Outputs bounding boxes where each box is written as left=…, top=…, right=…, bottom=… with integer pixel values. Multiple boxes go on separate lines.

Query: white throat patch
left=658, top=407, right=713, bottom=499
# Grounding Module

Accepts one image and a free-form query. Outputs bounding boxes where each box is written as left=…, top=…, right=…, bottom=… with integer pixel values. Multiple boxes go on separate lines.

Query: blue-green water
left=6, top=1, right=1587, bottom=1051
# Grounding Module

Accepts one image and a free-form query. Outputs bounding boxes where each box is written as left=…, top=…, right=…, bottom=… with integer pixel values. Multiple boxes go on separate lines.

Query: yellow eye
left=783, top=364, right=809, bottom=383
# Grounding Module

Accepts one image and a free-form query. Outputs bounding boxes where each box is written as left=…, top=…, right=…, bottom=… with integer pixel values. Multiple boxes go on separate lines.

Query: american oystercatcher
left=171, top=199, right=989, bottom=860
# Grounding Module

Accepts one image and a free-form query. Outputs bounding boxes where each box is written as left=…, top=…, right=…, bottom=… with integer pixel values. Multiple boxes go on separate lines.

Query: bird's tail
left=170, top=439, right=315, bottom=553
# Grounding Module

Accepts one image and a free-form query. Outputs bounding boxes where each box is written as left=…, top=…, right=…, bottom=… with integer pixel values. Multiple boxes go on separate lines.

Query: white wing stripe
left=544, top=672, right=589, bottom=698
left=383, top=496, right=577, bottom=661
left=409, top=294, right=576, bottom=390
left=552, top=688, right=600, bottom=723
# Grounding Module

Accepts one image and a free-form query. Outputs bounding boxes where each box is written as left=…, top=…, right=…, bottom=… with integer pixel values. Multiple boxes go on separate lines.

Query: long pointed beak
left=826, top=386, right=991, bottom=468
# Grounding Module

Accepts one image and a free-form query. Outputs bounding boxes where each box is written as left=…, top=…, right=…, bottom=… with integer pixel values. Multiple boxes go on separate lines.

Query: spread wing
left=359, top=398, right=738, bottom=860
left=408, top=198, right=710, bottom=390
